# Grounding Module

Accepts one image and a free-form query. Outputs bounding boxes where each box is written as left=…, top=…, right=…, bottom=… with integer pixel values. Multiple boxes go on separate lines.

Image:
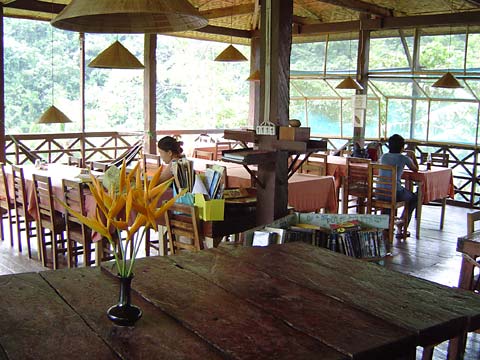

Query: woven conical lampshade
left=432, top=72, right=463, bottom=88
left=89, top=41, right=144, bottom=69
left=246, top=70, right=260, bottom=81
left=51, top=0, right=208, bottom=34
left=215, top=45, right=247, bottom=62
left=37, top=105, right=72, bottom=124
left=336, top=76, right=363, bottom=90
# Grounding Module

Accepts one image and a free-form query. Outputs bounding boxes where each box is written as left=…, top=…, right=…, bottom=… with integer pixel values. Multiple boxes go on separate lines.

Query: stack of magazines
left=171, top=158, right=194, bottom=192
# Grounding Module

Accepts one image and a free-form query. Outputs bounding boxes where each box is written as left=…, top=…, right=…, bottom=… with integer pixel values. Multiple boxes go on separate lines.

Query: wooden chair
left=467, top=210, right=480, bottom=236
left=143, top=153, right=162, bottom=169
left=193, top=149, right=214, bottom=160
left=367, top=163, right=409, bottom=246
left=215, top=141, right=232, bottom=161
left=421, top=152, right=449, bottom=167
left=89, top=161, right=109, bottom=172
left=33, top=174, right=66, bottom=269
left=0, top=163, right=15, bottom=246
left=141, top=153, right=165, bottom=256
left=164, top=203, right=204, bottom=255
left=11, top=165, right=36, bottom=258
left=62, top=179, right=94, bottom=267
left=301, top=153, right=327, bottom=176
left=342, top=157, right=371, bottom=214
left=457, top=211, right=480, bottom=297
left=420, top=152, right=449, bottom=229
left=68, top=156, right=83, bottom=168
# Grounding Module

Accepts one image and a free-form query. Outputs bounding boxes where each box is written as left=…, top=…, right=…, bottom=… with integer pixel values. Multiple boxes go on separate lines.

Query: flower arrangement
left=61, top=160, right=185, bottom=277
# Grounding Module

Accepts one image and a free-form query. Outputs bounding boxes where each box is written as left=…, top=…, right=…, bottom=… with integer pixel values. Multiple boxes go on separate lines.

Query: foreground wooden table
left=1, top=242, right=479, bottom=359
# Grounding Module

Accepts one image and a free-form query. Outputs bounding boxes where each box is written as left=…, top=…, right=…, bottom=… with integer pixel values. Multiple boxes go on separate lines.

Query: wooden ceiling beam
left=3, top=0, right=65, bottom=14
left=196, top=25, right=252, bottom=39
left=379, top=10, right=480, bottom=29
left=199, top=4, right=255, bottom=19
left=464, top=0, right=480, bottom=6
left=293, top=15, right=323, bottom=25
left=300, top=10, right=480, bottom=34
left=314, top=0, right=393, bottom=17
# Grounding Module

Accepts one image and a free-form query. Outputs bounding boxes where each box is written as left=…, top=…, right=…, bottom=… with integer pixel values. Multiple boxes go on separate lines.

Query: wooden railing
left=404, top=140, right=480, bottom=208
left=6, top=132, right=143, bottom=165
left=5, top=130, right=480, bottom=208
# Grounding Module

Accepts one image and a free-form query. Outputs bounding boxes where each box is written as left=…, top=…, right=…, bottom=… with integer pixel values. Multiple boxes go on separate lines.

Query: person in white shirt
left=380, top=134, right=418, bottom=237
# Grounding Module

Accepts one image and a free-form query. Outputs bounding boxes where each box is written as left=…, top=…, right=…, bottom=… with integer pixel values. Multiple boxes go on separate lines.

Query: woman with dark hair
left=157, top=136, right=185, bottom=183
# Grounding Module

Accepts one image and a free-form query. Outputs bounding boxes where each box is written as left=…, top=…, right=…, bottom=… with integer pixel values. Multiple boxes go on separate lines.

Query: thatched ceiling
left=2, top=0, right=480, bottom=44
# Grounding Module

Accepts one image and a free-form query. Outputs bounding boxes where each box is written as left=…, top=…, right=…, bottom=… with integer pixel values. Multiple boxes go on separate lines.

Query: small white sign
left=256, top=120, right=276, bottom=135
left=352, top=94, right=367, bottom=109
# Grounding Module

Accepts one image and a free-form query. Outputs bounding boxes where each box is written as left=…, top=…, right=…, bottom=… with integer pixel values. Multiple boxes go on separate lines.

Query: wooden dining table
left=452, top=231, right=480, bottom=358
left=402, top=166, right=455, bottom=238
left=4, top=163, right=100, bottom=220
left=225, top=166, right=338, bottom=213
left=1, top=242, right=480, bottom=359
left=4, top=163, right=258, bottom=263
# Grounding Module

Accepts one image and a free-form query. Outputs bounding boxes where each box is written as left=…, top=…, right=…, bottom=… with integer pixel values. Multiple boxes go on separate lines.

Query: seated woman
left=380, top=134, right=418, bottom=237
left=157, top=136, right=185, bottom=183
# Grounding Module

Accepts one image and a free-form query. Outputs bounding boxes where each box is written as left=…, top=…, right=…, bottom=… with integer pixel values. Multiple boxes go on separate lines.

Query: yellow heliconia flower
left=58, top=157, right=184, bottom=277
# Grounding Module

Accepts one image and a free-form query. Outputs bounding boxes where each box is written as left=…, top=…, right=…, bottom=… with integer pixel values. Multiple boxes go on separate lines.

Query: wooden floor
left=0, top=204, right=479, bottom=359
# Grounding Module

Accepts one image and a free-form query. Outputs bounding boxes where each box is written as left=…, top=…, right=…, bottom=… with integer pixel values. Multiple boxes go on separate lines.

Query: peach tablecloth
left=402, top=166, right=454, bottom=204
left=225, top=166, right=337, bottom=213
left=300, top=155, right=347, bottom=190
left=5, top=164, right=98, bottom=220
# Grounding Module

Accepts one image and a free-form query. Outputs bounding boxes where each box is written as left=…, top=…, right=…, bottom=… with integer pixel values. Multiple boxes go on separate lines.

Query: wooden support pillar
left=79, top=33, right=86, bottom=165
left=0, top=8, right=5, bottom=163
left=144, top=34, right=157, bottom=154
left=354, top=15, right=371, bottom=144
left=248, top=30, right=261, bottom=128
left=256, top=0, right=293, bottom=225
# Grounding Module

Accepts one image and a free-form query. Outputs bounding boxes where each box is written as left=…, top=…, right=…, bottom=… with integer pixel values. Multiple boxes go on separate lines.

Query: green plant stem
left=126, top=226, right=147, bottom=277
left=106, top=231, right=123, bottom=276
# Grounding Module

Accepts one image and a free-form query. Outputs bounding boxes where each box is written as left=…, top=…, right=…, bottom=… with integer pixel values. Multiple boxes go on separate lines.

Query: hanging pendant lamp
left=37, top=20, right=72, bottom=124
left=214, top=6, right=247, bottom=62
left=336, top=76, right=363, bottom=90
left=432, top=72, right=463, bottom=88
left=38, top=105, right=72, bottom=124
left=89, top=41, right=144, bottom=69
left=51, top=0, right=208, bottom=34
left=215, top=44, right=247, bottom=62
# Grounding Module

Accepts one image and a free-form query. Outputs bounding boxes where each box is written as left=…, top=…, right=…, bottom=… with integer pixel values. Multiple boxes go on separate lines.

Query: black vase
left=107, top=274, right=142, bottom=326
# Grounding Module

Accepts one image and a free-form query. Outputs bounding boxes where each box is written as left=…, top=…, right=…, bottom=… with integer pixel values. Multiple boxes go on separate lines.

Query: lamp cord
left=50, top=0, right=54, bottom=105
left=51, top=26, right=54, bottom=105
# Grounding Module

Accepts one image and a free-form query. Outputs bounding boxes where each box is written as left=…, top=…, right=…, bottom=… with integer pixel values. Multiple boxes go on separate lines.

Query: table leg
left=415, top=181, right=423, bottom=239
left=212, top=236, right=223, bottom=247
left=447, top=257, right=476, bottom=359
left=458, top=257, right=474, bottom=290
left=421, top=346, right=434, bottom=360
left=447, top=334, right=467, bottom=360
left=440, top=197, right=447, bottom=230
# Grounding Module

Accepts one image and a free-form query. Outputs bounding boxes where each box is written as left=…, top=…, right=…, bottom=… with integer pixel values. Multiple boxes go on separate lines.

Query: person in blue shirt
left=380, top=134, right=418, bottom=237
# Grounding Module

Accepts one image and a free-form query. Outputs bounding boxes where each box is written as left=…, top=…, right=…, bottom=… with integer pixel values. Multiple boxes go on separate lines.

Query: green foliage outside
left=4, top=18, right=250, bottom=134
left=290, top=30, right=480, bottom=145
left=5, top=17, right=480, bottom=146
